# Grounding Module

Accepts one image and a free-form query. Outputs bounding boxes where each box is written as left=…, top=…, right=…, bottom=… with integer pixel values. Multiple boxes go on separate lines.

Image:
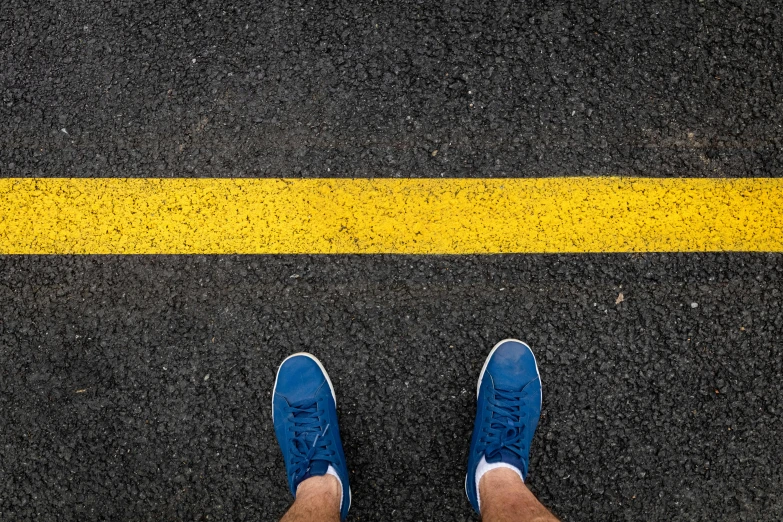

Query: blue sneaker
left=465, top=339, right=542, bottom=514
left=272, top=353, right=351, bottom=520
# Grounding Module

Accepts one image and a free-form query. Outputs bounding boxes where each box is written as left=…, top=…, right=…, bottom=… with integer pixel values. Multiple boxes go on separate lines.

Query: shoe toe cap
left=274, top=354, right=329, bottom=403
left=486, top=340, right=539, bottom=391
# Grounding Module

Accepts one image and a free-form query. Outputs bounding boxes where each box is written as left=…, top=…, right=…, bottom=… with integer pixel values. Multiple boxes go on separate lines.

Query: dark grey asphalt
left=1, top=0, right=781, bottom=179
left=2, top=1, right=783, bottom=521
left=2, top=255, right=782, bottom=521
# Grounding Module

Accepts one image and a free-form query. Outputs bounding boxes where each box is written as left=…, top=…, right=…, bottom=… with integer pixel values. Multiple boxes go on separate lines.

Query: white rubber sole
left=271, top=352, right=350, bottom=513
left=466, top=339, right=542, bottom=504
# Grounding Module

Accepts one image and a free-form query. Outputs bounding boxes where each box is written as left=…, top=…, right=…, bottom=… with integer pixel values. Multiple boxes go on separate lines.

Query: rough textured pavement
left=2, top=1, right=783, bottom=521
left=2, top=256, right=782, bottom=521
left=1, top=0, right=781, bottom=179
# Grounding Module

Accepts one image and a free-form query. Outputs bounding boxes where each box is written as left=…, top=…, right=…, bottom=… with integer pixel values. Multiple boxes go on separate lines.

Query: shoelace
left=287, top=399, right=335, bottom=484
left=482, top=388, right=528, bottom=461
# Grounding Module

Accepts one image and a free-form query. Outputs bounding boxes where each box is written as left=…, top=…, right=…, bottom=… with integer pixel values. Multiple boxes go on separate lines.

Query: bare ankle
left=479, top=469, right=559, bottom=522
left=280, top=474, right=342, bottom=522
left=480, top=467, right=524, bottom=493
left=295, top=474, right=342, bottom=506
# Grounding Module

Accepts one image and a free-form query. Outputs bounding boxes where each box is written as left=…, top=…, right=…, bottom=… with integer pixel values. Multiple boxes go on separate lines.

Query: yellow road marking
left=0, top=177, right=781, bottom=254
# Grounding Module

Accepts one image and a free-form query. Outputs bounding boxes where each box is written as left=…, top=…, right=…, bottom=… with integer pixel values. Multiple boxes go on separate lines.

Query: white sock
left=325, top=465, right=343, bottom=511
left=296, top=466, right=343, bottom=511
left=474, top=455, right=524, bottom=512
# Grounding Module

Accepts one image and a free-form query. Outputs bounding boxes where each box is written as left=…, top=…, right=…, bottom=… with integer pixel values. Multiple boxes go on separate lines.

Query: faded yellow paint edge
left=0, top=177, right=781, bottom=254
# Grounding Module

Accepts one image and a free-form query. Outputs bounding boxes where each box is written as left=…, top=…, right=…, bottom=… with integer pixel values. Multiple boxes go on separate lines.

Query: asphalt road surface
left=2, top=0, right=781, bottom=179
left=1, top=1, right=782, bottom=521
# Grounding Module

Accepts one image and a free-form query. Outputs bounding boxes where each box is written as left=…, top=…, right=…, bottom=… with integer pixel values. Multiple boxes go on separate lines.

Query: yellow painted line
left=0, top=177, right=781, bottom=254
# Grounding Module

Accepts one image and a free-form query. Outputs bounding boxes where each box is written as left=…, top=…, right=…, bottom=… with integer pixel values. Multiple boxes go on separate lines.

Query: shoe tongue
left=302, top=460, right=329, bottom=480
left=485, top=448, right=519, bottom=465
left=485, top=419, right=527, bottom=473
left=485, top=450, right=527, bottom=478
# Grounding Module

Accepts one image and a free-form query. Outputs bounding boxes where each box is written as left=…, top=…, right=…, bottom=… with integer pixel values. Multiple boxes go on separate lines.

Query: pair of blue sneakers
left=272, top=339, right=542, bottom=520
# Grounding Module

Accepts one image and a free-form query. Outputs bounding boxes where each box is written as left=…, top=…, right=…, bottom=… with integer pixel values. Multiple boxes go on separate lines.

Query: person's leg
left=279, top=474, right=341, bottom=522
left=479, top=467, right=559, bottom=522
left=272, top=353, right=351, bottom=521
left=465, top=339, right=559, bottom=521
